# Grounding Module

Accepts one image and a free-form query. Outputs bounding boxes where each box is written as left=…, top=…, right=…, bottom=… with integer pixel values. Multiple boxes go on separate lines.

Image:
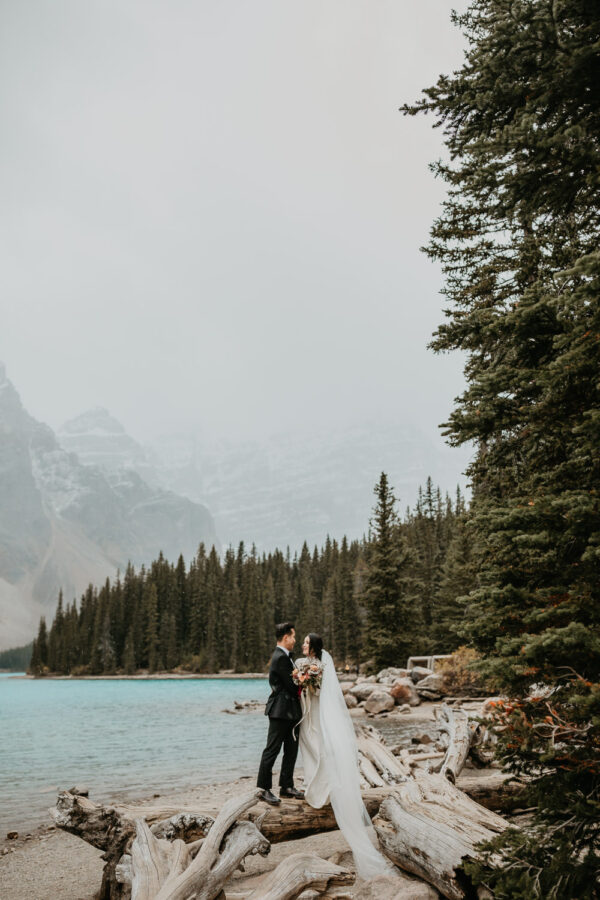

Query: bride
left=295, top=633, right=392, bottom=881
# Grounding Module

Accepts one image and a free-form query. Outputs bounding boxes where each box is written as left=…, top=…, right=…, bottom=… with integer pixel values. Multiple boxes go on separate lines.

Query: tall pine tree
left=365, top=473, right=419, bottom=669
left=406, top=2, right=600, bottom=894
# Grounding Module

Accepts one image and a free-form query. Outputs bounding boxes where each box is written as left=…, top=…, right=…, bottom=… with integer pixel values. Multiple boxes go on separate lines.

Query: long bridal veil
left=319, top=650, right=392, bottom=880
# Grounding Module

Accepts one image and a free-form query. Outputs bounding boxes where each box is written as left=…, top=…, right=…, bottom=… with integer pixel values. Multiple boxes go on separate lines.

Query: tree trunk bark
left=130, top=791, right=270, bottom=900
left=436, top=705, right=475, bottom=784
left=247, top=852, right=355, bottom=900
left=373, top=771, right=510, bottom=900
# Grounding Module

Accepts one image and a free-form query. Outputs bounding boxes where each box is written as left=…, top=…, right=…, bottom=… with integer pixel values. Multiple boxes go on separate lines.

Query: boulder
left=344, top=692, right=358, bottom=709
left=376, top=667, right=409, bottom=684
left=339, top=681, right=355, bottom=694
left=390, top=678, right=421, bottom=707
left=350, top=682, right=385, bottom=701
left=410, top=666, right=434, bottom=683
left=416, top=673, right=445, bottom=697
left=356, top=675, right=377, bottom=684
left=353, top=872, right=438, bottom=899
left=364, top=691, right=395, bottom=716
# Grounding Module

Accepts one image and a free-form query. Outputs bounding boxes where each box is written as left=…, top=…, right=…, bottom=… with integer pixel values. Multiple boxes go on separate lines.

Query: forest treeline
left=0, top=642, right=32, bottom=671
left=29, top=477, right=474, bottom=676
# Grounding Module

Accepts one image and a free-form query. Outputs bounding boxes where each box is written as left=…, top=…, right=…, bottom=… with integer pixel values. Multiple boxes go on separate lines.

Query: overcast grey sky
left=2, top=1, right=469, bottom=448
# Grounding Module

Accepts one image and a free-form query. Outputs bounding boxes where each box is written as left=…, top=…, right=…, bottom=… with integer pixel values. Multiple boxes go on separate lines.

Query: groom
left=257, top=622, right=305, bottom=805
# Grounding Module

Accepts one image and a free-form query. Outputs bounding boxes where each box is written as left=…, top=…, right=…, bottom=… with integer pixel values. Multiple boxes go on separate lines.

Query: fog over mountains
left=1, top=362, right=470, bottom=649
left=145, top=426, right=471, bottom=553
left=59, top=408, right=471, bottom=553
left=0, top=365, right=216, bottom=650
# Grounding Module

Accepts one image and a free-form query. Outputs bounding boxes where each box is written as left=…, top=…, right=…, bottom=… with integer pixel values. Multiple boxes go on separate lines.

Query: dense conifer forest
left=0, top=642, right=33, bottom=671
left=401, top=2, right=600, bottom=895
left=29, top=476, right=472, bottom=676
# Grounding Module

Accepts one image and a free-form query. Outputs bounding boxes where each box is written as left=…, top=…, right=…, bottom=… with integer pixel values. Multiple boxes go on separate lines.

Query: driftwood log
left=50, top=787, right=384, bottom=899
left=436, top=705, right=475, bottom=784
left=366, top=703, right=520, bottom=900
left=247, top=852, right=355, bottom=900
left=356, top=724, right=410, bottom=788
left=51, top=705, right=518, bottom=900
left=374, top=772, right=509, bottom=900
left=130, top=791, right=270, bottom=900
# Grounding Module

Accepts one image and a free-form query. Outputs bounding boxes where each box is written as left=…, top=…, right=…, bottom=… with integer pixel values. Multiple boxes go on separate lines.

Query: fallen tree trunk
left=374, top=771, right=511, bottom=900
left=246, top=788, right=387, bottom=843
left=130, top=791, right=270, bottom=900
left=436, top=705, right=475, bottom=784
left=356, top=725, right=411, bottom=788
left=247, top=852, right=354, bottom=900
left=51, top=716, right=515, bottom=900
left=456, top=770, right=527, bottom=813
left=51, top=787, right=388, bottom=846
left=50, top=787, right=387, bottom=899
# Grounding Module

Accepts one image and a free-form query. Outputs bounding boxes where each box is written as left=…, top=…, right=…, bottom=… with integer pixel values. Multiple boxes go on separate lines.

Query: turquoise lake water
left=0, top=673, right=270, bottom=834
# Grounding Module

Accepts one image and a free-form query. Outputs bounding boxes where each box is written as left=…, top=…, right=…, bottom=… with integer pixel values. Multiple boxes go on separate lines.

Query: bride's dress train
left=298, top=650, right=391, bottom=880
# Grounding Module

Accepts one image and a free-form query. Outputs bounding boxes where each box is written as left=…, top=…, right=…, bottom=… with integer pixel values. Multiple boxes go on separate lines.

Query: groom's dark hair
left=275, top=621, right=295, bottom=641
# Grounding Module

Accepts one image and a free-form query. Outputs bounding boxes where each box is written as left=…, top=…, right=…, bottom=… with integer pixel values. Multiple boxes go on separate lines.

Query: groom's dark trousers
left=257, top=646, right=302, bottom=791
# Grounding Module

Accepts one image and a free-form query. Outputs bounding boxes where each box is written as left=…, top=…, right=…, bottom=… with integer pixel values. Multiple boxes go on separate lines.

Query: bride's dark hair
left=308, top=633, right=323, bottom=660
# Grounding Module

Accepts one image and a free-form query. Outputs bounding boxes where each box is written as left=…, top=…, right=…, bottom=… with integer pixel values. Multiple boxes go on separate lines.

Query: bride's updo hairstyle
left=308, top=633, right=323, bottom=660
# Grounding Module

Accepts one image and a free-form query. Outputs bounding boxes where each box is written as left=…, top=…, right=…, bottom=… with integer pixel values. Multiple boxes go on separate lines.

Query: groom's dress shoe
left=258, top=789, right=281, bottom=806
left=280, top=787, right=305, bottom=800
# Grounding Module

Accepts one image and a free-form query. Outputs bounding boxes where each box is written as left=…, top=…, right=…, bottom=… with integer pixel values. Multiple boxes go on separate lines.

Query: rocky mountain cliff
left=59, top=408, right=470, bottom=555
left=145, top=426, right=471, bottom=553
left=0, top=366, right=217, bottom=650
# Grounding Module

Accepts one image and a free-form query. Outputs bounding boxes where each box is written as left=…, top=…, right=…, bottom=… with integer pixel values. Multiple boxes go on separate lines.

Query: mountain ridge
left=0, top=365, right=217, bottom=650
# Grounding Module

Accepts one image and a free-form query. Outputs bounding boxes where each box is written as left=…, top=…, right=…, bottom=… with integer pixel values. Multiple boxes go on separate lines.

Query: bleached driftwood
left=246, top=788, right=387, bottom=842
left=456, top=770, right=526, bottom=813
left=51, top=791, right=216, bottom=900
left=435, top=704, right=475, bottom=783
left=51, top=716, right=516, bottom=900
left=374, top=771, right=511, bottom=900
left=50, top=786, right=388, bottom=899
left=130, top=790, right=269, bottom=900
left=355, top=724, right=410, bottom=787
left=247, top=852, right=354, bottom=900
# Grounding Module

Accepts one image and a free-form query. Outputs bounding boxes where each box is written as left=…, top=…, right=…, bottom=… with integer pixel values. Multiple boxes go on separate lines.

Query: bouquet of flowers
left=292, top=658, right=323, bottom=695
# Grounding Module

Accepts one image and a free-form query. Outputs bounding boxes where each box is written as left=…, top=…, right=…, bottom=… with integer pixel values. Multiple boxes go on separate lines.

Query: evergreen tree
left=144, top=583, right=160, bottom=673
left=29, top=618, right=48, bottom=674
left=432, top=497, right=477, bottom=652
left=365, top=473, right=419, bottom=669
left=406, top=2, right=600, bottom=894
left=123, top=627, right=136, bottom=675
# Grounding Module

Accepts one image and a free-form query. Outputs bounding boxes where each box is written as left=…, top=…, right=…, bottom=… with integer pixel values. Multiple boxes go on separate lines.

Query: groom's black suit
left=257, top=646, right=302, bottom=792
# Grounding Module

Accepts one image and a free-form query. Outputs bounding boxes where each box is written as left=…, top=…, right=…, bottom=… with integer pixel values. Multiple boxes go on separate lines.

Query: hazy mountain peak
left=60, top=407, right=127, bottom=437
left=0, top=383, right=217, bottom=650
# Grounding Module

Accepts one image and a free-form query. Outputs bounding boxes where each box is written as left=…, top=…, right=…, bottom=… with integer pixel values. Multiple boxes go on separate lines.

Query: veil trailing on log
left=318, top=650, right=392, bottom=880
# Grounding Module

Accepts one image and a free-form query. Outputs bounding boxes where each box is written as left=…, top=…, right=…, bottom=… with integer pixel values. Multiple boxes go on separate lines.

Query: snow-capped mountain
left=58, top=407, right=155, bottom=480
left=0, top=365, right=217, bottom=650
left=57, top=402, right=470, bottom=558
left=145, top=424, right=472, bottom=553
left=58, top=406, right=471, bottom=554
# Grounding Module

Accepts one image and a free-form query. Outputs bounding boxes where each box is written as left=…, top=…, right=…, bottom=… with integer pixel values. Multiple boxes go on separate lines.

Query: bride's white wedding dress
left=297, top=650, right=391, bottom=880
